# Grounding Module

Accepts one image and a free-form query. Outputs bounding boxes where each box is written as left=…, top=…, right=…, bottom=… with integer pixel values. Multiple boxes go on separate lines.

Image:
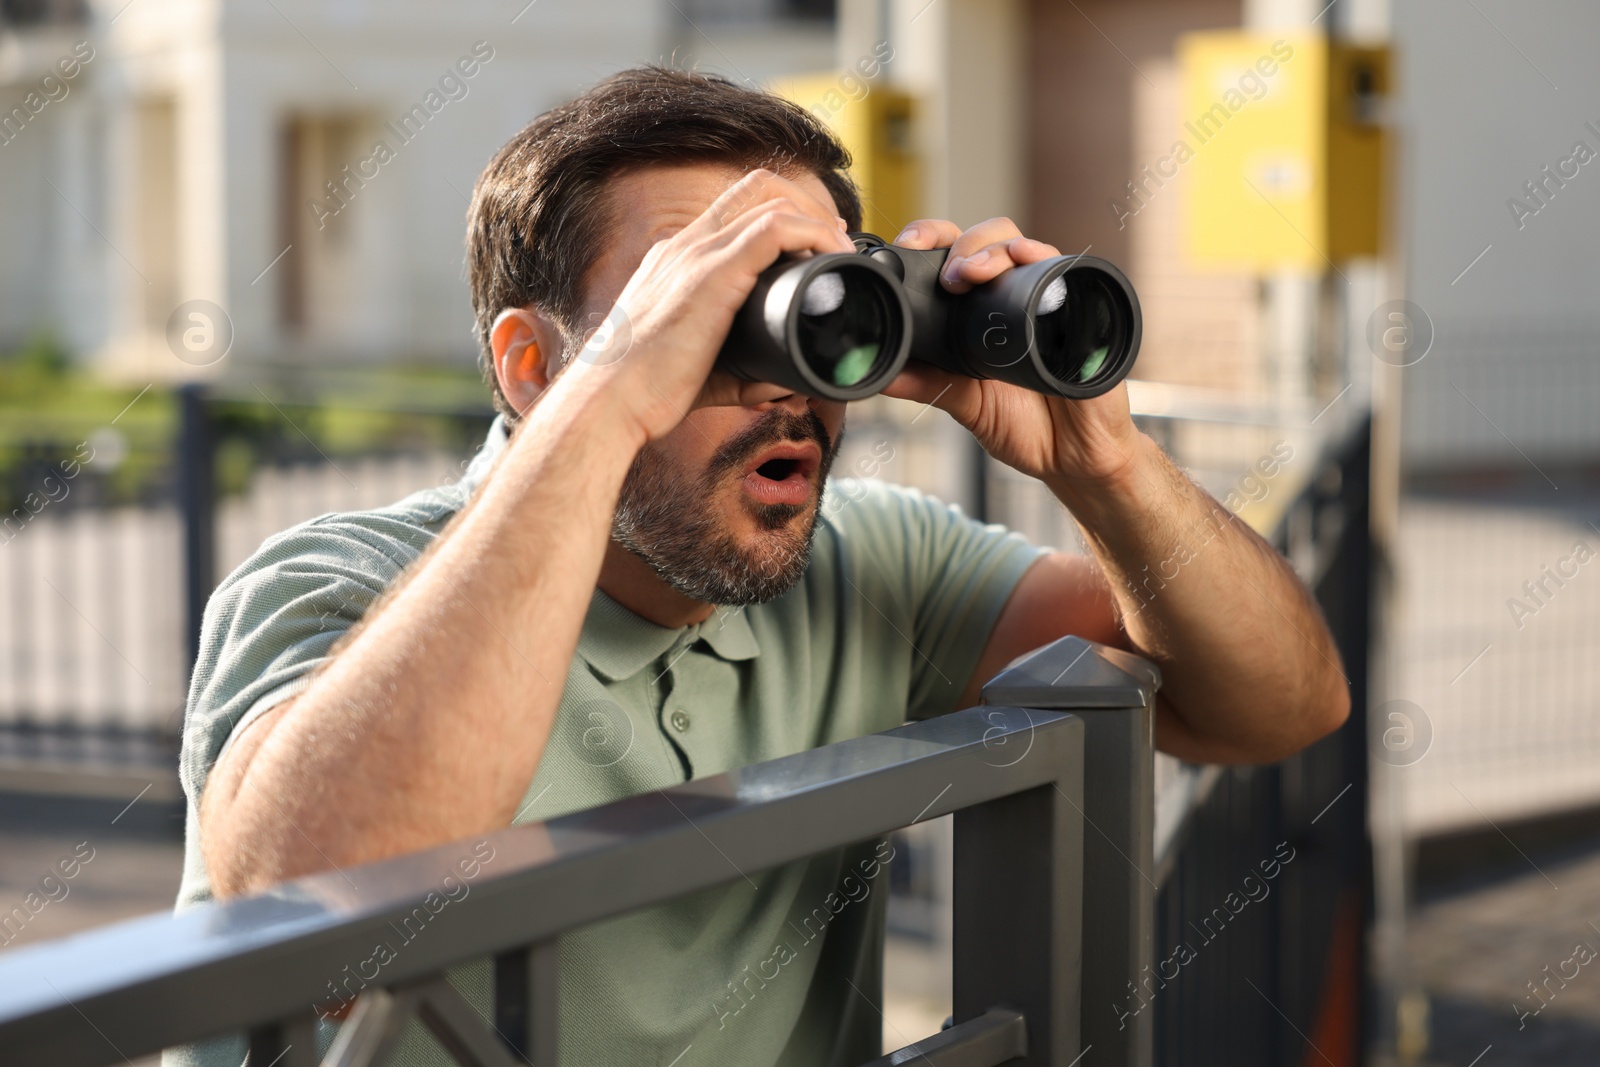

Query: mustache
left=704, top=408, right=836, bottom=484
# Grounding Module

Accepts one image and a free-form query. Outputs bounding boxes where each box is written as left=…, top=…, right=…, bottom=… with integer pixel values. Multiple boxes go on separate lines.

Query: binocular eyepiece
left=716, top=232, right=1142, bottom=402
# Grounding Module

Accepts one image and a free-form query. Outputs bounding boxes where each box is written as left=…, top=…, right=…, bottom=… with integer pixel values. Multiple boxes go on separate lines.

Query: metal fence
left=0, top=382, right=493, bottom=791
left=1140, top=403, right=1373, bottom=1067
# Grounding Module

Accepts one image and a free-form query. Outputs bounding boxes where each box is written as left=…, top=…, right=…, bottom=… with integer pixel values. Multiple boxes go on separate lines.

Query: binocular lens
left=1033, top=270, right=1121, bottom=386
left=795, top=266, right=893, bottom=389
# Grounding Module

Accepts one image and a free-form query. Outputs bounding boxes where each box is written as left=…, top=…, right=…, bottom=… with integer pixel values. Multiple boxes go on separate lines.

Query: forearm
left=203, top=366, right=642, bottom=896
left=1048, top=433, right=1349, bottom=763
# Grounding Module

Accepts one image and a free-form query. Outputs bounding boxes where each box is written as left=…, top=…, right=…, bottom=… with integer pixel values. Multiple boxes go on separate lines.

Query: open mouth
left=755, top=457, right=802, bottom=480
left=740, top=441, right=822, bottom=508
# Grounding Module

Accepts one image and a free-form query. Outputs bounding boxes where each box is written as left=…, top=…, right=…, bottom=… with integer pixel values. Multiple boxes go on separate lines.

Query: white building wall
left=1392, top=0, right=1600, bottom=470
left=168, top=0, right=665, bottom=374
left=0, top=26, right=108, bottom=355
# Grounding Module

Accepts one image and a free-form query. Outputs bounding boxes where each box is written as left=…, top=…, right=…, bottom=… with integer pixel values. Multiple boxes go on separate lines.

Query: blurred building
left=0, top=0, right=836, bottom=379
left=7, top=3, right=1600, bottom=1061
left=4, top=0, right=1598, bottom=473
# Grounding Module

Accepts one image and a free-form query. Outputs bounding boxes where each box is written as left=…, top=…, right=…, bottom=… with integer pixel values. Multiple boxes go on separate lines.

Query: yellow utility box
left=768, top=72, right=918, bottom=236
left=1177, top=31, right=1388, bottom=271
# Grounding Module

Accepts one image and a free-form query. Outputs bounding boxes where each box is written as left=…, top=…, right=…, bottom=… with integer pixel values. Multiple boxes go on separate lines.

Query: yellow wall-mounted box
left=1177, top=31, right=1388, bottom=271
left=767, top=72, right=919, bottom=236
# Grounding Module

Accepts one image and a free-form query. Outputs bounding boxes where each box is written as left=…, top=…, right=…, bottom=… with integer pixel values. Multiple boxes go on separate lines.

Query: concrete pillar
left=98, top=83, right=146, bottom=376
left=1251, top=0, right=1408, bottom=1060
left=49, top=95, right=101, bottom=354
left=1244, top=0, right=1323, bottom=414
left=838, top=0, right=1027, bottom=525
left=183, top=39, right=227, bottom=371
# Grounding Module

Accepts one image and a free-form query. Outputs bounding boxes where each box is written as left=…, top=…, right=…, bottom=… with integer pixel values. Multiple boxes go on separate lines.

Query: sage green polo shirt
left=166, top=417, right=1046, bottom=1067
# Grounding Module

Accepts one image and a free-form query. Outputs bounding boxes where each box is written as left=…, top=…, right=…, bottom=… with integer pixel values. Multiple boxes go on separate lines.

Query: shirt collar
left=579, top=590, right=760, bottom=681
left=463, top=419, right=761, bottom=680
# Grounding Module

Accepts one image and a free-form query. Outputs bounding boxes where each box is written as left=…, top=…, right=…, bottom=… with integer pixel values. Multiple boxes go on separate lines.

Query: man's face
left=573, top=164, right=849, bottom=605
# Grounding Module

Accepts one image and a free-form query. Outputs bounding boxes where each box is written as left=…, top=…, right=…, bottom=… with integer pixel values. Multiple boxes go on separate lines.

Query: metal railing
left=0, top=639, right=1162, bottom=1067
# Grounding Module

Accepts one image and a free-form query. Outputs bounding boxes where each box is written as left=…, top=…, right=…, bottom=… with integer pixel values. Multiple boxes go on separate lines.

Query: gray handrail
left=0, top=640, right=1159, bottom=1067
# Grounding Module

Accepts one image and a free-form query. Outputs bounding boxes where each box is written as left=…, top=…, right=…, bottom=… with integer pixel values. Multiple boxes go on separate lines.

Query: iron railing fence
left=0, top=638, right=1165, bottom=1067
left=0, top=381, right=495, bottom=780
left=1141, top=410, right=1373, bottom=1067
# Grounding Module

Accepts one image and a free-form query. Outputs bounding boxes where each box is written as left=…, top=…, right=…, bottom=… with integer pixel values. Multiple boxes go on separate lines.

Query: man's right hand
left=564, top=167, right=855, bottom=444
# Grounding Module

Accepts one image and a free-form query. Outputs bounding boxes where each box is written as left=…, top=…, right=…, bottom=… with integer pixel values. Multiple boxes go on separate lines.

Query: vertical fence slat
left=247, top=1012, right=319, bottom=1067
left=493, top=940, right=558, bottom=1066
left=177, top=382, right=215, bottom=680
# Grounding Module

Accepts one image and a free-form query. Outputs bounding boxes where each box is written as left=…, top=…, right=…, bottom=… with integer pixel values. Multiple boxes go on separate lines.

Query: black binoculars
left=716, top=232, right=1141, bottom=402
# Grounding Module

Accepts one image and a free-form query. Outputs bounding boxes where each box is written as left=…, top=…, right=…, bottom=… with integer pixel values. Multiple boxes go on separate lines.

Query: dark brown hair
left=466, top=65, right=863, bottom=418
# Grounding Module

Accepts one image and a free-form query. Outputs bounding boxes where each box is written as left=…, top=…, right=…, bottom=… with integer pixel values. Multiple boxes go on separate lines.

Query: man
left=169, top=67, right=1347, bottom=1066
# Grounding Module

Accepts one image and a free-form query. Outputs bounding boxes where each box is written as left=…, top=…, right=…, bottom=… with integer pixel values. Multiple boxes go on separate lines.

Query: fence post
left=494, top=940, right=560, bottom=1065
left=176, top=382, right=215, bottom=679
left=981, top=636, right=1160, bottom=1067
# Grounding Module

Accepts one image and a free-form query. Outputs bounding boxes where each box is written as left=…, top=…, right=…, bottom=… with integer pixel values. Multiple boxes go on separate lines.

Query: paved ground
left=0, top=792, right=182, bottom=1066
left=1399, top=827, right=1600, bottom=1066
left=882, top=933, right=951, bottom=1052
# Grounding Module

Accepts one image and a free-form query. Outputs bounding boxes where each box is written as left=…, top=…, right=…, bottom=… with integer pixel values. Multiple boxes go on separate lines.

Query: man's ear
left=490, top=307, right=566, bottom=415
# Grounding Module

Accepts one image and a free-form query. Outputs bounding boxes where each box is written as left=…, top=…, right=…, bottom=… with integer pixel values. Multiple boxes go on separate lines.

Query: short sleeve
left=824, top=479, right=1049, bottom=721
left=177, top=512, right=437, bottom=816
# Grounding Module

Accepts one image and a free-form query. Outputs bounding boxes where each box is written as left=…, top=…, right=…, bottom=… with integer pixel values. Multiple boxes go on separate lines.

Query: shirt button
left=670, top=709, right=691, bottom=733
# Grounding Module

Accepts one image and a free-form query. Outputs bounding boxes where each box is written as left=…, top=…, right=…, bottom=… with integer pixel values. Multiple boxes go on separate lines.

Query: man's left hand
left=898, top=220, right=1351, bottom=764
left=879, top=217, right=1144, bottom=494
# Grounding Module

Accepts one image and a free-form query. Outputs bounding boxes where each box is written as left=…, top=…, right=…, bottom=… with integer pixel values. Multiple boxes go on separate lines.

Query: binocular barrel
left=716, top=232, right=1142, bottom=403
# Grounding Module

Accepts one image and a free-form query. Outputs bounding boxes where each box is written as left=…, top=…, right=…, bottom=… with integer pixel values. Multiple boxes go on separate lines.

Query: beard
left=611, top=406, right=838, bottom=606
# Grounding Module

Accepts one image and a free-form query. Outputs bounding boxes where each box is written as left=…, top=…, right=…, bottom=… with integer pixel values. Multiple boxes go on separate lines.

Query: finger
left=712, top=195, right=855, bottom=247
left=1002, top=235, right=1063, bottom=264
left=938, top=218, right=1036, bottom=292
left=647, top=183, right=830, bottom=286
left=680, top=168, right=782, bottom=242
left=660, top=209, right=852, bottom=330
left=641, top=197, right=851, bottom=299
left=676, top=169, right=833, bottom=249
left=891, top=219, right=963, bottom=250
left=944, top=216, right=1024, bottom=260
left=637, top=169, right=785, bottom=281
left=711, top=199, right=858, bottom=264
left=942, top=235, right=1065, bottom=293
